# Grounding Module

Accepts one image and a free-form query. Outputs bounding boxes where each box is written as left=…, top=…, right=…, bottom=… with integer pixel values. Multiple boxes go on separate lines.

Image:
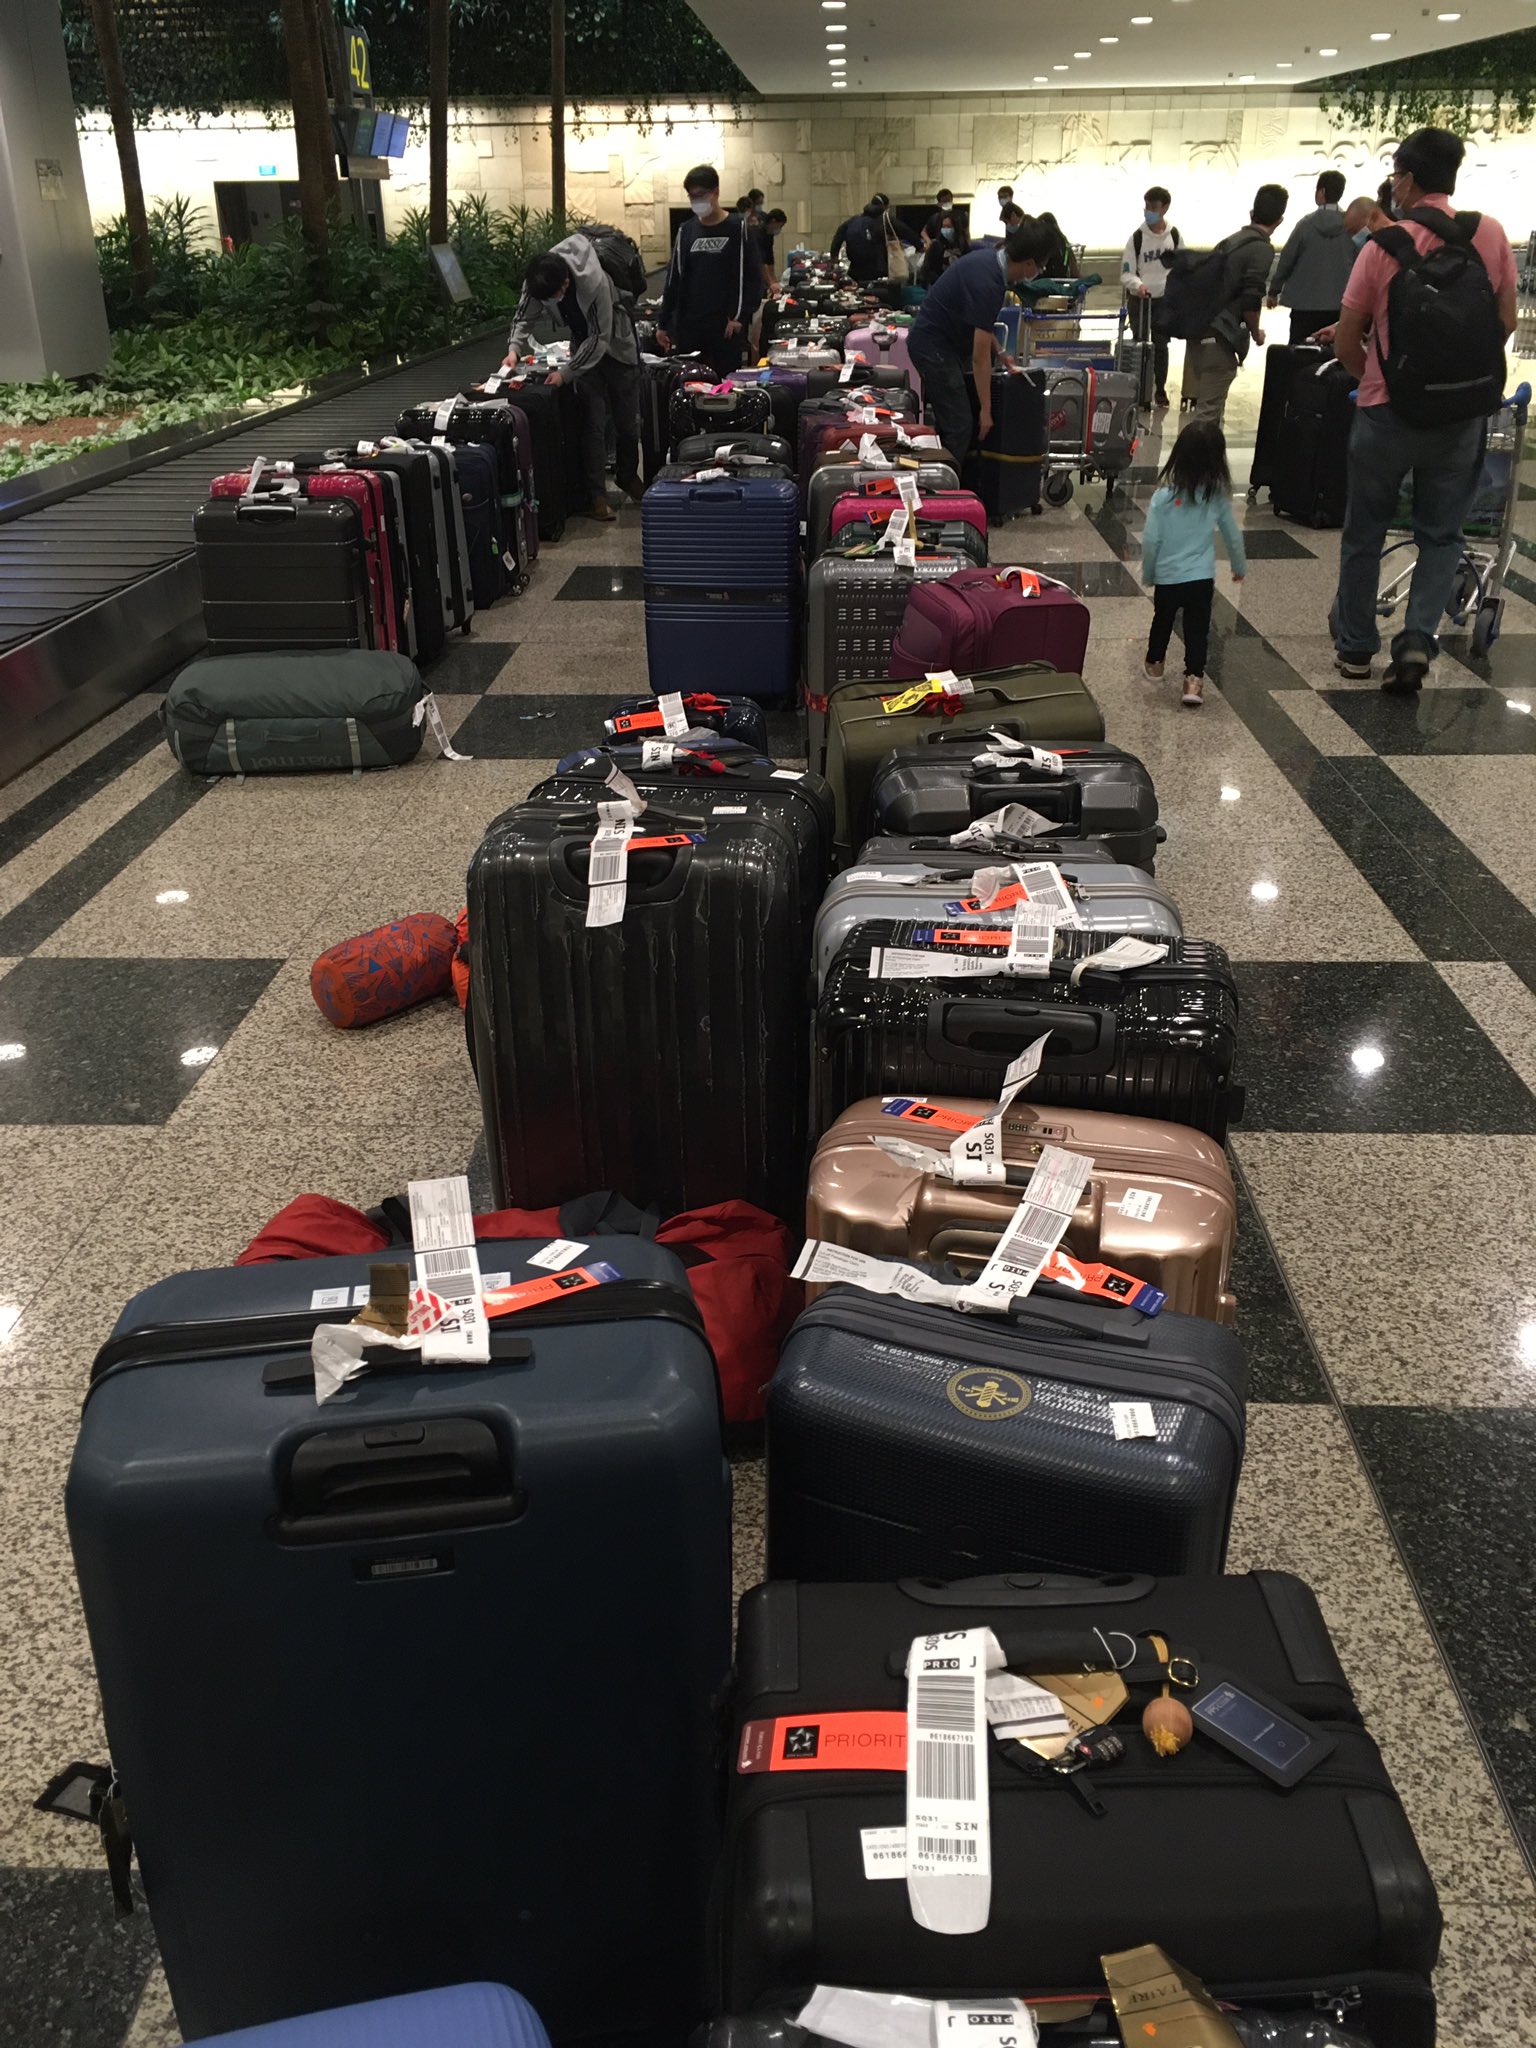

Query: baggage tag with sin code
left=962, top=1146, right=1093, bottom=1309
left=1067, top=936, right=1168, bottom=986
left=585, top=800, right=638, bottom=929
left=934, top=2003, right=1039, bottom=2048
left=947, top=1035, right=1051, bottom=1181
left=905, top=1628, right=992, bottom=1933
left=948, top=804, right=1055, bottom=851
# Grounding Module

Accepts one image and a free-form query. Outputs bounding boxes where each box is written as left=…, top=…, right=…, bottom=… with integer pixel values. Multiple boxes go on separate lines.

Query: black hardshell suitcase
left=766, top=1288, right=1246, bottom=1581
left=67, top=1235, right=731, bottom=2044
left=641, top=356, right=710, bottom=482
left=404, top=393, right=563, bottom=546
left=805, top=362, right=910, bottom=399
left=816, top=926, right=1242, bottom=1139
left=673, top=431, right=795, bottom=470
left=323, top=441, right=455, bottom=662
left=1248, top=341, right=1298, bottom=495
left=967, top=365, right=1048, bottom=520
left=669, top=384, right=775, bottom=450
left=1271, top=352, right=1357, bottom=529
left=868, top=738, right=1161, bottom=869
left=718, top=1572, right=1440, bottom=2045
left=469, top=802, right=813, bottom=1220
left=194, top=495, right=370, bottom=653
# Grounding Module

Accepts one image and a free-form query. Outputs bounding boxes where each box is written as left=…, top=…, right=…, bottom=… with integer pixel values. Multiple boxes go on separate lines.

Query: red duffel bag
left=310, top=913, right=459, bottom=1028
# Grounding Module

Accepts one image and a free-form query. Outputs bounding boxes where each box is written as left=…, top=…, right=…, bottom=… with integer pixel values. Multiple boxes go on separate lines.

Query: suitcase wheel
left=1472, top=597, right=1503, bottom=656
left=1044, top=473, right=1074, bottom=509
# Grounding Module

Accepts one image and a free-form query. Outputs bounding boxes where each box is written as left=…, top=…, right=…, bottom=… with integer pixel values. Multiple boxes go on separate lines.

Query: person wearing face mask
left=908, top=214, right=1057, bottom=464
left=503, top=234, right=643, bottom=523
left=1121, top=185, right=1179, bottom=407
left=657, top=164, right=764, bottom=378
left=922, top=188, right=955, bottom=249
left=918, top=210, right=968, bottom=285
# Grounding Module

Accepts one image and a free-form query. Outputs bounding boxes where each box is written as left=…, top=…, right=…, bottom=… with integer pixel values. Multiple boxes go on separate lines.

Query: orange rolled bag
left=310, top=913, right=460, bottom=1028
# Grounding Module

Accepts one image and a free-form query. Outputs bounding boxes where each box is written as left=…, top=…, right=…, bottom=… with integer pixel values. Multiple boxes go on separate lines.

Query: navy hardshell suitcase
left=469, top=801, right=813, bottom=1219
left=816, top=925, right=1242, bottom=1140
left=67, top=1237, right=730, bottom=2045
left=643, top=477, right=800, bottom=702
left=766, top=1286, right=1247, bottom=1582
left=719, top=1573, right=1440, bottom=2044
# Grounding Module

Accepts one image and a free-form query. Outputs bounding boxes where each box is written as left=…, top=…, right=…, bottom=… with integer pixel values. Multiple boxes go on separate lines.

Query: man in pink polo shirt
left=1330, top=126, right=1517, bottom=693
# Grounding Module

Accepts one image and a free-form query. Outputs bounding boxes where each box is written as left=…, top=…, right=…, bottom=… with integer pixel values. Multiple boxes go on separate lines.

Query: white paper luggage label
left=964, top=1145, right=1093, bottom=1309
left=933, top=2002, right=1039, bottom=2048
left=857, top=434, right=892, bottom=466
left=796, top=1987, right=935, bottom=2048
left=586, top=800, right=637, bottom=928
left=905, top=1627, right=992, bottom=1933
left=603, top=763, right=646, bottom=812
left=1112, top=1399, right=1158, bottom=1441
left=309, top=1285, right=351, bottom=1312
left=944, top=1032, right=1052, bottom=1178
left=414, top=692, right=472, bottom=762
left=896, top=472, right=922, bottom=513
left=640, top=741, right=677, bottom=767
left=860, top=1826, right=908, bottom=1880
left=983, top=1673, right=1072, bottom=1742
left=792, top=1239, right=975, bottom=1308
left=948, top=804, right=1055, bottom=850
left=407, top=1174, right=489, bottom=1364
left=526, top=1237, right=588, bottom=1271
left=1118, top=1187, right=1162, bottom=1221
left=1068, top=936, right=1168, bottom=985
left=967, top=862, right=1081, bottom=929
left=840, top=357, right=857, bottom=383
left=657, top=691, right=690, bottom=738
left=977, top=731, right=1065, bottom=775
left=877, top=505, right=910, bottom=554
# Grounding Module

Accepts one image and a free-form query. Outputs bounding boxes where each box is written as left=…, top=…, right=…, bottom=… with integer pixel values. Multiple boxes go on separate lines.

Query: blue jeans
left=907, top=331, right=975, bottom=465
left=1333, top=403, right=1486, bottom=660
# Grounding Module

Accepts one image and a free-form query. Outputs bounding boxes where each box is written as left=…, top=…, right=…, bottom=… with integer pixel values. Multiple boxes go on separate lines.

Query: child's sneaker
left=1181, top=675, right=1205, bottom=707
left=1143, top=658, right=1165, bottom=682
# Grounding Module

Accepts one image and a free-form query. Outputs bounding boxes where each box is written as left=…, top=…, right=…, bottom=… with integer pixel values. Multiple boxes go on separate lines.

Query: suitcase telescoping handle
left=898, top=1571, right=1155, bottom=1608
left=276, top=1416, right=519, bottom=1544
left=924, top=997, right=1115, bottom=1073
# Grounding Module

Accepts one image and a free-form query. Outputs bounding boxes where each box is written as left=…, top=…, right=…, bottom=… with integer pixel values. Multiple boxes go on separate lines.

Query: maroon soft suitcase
left=210, top=468, right=399, bottom=652
left=888, top=564, right=1091, bottom=679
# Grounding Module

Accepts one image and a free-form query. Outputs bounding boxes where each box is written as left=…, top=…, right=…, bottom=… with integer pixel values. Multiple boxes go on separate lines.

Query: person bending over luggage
left=1036, top=212, right=1078, bottom=280
left=756, top=208, right=787, bottom=294
left=1185, top=183, right=1288, bottom=428
left=505, top=234, right=643, bottom=523
left=657, top=164, right=765, bottom=378
left=1139, top=419, right=1246, bottom=711
left=1266, top=169, right=1356, bottom=343
left=1328, top=125, right=1517, bottom=695
left=907, top=215, right=1057, bottom=465
left=831, top=195, right=893, bottom=284
left=918, top=211, right=969, bottom=286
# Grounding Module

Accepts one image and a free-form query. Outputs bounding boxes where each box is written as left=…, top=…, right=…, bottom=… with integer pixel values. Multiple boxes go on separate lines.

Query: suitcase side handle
left=896, top=1572, right=1155, bottom=1609
left=275, top=1416, right=520, bottom=1544
left=924, top=997, right=1113, bottom=1069
left=967, top=774, right=1081, bottom=827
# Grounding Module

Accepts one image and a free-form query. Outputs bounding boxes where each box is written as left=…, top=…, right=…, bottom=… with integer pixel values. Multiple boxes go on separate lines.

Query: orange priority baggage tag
left=481, top=1262, right=620, bottom=1318
left=736, top=1711, right=908, bottom=1774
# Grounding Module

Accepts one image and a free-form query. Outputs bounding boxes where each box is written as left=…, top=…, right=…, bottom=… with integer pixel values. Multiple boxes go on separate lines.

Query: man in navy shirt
left=908, top=217, right=1056, bottom=461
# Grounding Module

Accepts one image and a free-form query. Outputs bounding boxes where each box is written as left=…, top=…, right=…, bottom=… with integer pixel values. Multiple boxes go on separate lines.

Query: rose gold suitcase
left=806, top=1095, right=1238, bottom=1324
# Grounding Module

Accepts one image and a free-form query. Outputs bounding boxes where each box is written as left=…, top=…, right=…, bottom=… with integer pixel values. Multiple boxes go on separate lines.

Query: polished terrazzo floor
left=2, top=340, right=1535, bottom=2043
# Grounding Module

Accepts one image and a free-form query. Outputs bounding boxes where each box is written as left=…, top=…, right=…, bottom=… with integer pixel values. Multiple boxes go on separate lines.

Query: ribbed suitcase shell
left=469, top=804, right=811, bottom=1218
left=826, top=668, right=1107, bottom=855
left=67, top=1237, right=730, bottom=2043
left=643, top=477, right=800, bottom=702
left=719, top=1573, right=1440, bottom=2045
left=210, top=470, right=400, bottom=653
left=805, top=550, right=970, bottom=775
left=812, top=855, right=1182, bottom=986
left=766, top=1284, right=1247, bottom=1579
left=194, top=497, right=370, bottom=654
left=806, top=1094, right=1234, bottom=1322
left=828, top=489, right=986, bottom=551
left=869, top=738, right=1159, bottom=869
left=806, top=461, right=960, bottom=562
left=324, top=441, right=460, bottom=658
left=815, top=925, right=1242, bottom=1139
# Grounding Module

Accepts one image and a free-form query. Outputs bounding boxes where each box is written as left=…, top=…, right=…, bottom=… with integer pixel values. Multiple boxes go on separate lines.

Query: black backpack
left=1370, top=207, right=1506, bottom=426
left=577, top=222, right=648, bottom=303
left=1155, top=239, right=1231, bottom=340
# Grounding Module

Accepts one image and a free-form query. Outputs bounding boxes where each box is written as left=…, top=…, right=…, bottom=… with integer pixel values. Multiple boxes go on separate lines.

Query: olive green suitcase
left=824, top=661, right=1106, bottom=857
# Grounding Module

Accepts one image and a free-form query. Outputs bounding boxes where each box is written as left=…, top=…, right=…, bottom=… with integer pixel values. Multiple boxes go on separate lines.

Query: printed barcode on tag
left=418, top=1248, right=477, bottom=1298
left=998, top=1201, right=1063, bottom=1262
left=915, top=1673, right=975, bottom=1731
left=588, top=844, right=627, bottom=886
left=915, top=1833, right=979, bottom=1862
left=916, top=1740, right=976, bottom=1802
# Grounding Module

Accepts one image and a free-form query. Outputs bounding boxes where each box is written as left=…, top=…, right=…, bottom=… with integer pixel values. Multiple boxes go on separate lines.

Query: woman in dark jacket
left=918, top=210, right=969, bottom=286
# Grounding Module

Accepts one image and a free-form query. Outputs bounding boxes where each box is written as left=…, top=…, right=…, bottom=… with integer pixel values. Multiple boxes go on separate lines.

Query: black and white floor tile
left=1, top=359, right=1534, bottom=2044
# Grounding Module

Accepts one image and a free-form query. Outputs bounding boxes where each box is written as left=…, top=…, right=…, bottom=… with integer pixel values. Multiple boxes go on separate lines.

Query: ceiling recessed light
left=1319, top=44, right=1339, bottom=53
left=828, top=58, right=846, bottom=66
left=1250, top=880, right=1280, bottom=902
left=1130, top=13, right=1154, bottom=21
left=1438, top=9, right=1462, bottom=16
left=1033, top=73, right=1049, bottom=81
left=1276, top=60, right=1293, bottom=67
left=1054, top=62, right=1069, bottom=69
left=832, top=77, right=846, bottom=86
left=1238, top=72, right=1256, bottom=82
left=821, top=2, right=845, bottom=9
left=1350, top=1044, right=1386, bottom=1075
left=1100, top=35, right=1120, bottom=42
left=1074, top=50, right=1092, bottom=57
left=826, top=40, right=846, bottom=48
left=1370, top=28, right=1392, bottom=37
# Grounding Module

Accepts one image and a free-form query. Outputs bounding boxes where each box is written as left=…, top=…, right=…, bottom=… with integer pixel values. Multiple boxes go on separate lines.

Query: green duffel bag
left=162, top=650, right=427, bottom=776
left=824, top=662, right=1106, bottom=856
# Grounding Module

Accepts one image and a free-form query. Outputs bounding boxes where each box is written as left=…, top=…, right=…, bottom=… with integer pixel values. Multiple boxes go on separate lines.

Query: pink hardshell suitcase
left=845, top=322, right=923, bottom=402
left=827, top=490, right=986, bottom=552
left=888, top=564, right=1092, bottom=681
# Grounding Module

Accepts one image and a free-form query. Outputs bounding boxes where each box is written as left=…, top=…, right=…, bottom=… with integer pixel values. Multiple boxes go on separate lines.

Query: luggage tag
left=431, top=398, right=458, bottom=432
left=868, top=924, right=1015, bottom=982
left=984, top=1672, right=1073, bottom=1745
left=413, top=692, right=473, bottom=762
left=948, top=804, right=1056, bottom=850
left=795, top=1987, right=938, bottom=2048
left=586, top=798, right=638, bottom=929
left=1048, top=1251, right=1166, bottom=1316
left=1067, top=936, right=1168, bottom=986
left=905, top=1627, right=993, bottom=1933
left=946, top=1035, right=1051, bottom=1179
left=977, top=732, right=1066, bottom=776
left=880, top=674, right=972, bottom=715
left=933, top=2003, right=1039, bottom=2048
left=792, top=1239, right=979, bottom=1308
left=857, top=434, right=893, bottom=466
left=839, top=356, right=858, bottom=383
left=895, top=472, right=922, bottom=514
left=993, top=566, right=1042, bottom=598
left=876, top=506, right=910, bottom=554
left=737, top=1710, right=908, bottom=1774
left=960, top=1146, right=1094, bottom=1310
left=953, top=863, right=1082, bottom=931
left=408, top=1175, right=488, bottom=1365
left=481, top=1262, right=620, bottom=1318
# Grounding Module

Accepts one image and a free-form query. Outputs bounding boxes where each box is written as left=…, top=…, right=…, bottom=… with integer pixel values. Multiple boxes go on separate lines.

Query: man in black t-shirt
left=756, top=208, right=787, bottom=293
left=831, top=196, right=892, bottom=283
left=657, top=163, right=764, bottom=377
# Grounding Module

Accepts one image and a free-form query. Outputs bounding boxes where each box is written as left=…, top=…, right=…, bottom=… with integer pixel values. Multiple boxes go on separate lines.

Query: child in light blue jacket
left=1140, top=420, right=1247, bottom=707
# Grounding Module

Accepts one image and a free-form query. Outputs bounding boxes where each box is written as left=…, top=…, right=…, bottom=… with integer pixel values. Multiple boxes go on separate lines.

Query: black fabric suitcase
left=1248, top=341, right=1298, bottom=494
left=673, top=431, right=795, bottom=470
left=869, top=737, right=1160, bottom=869
left=447, top=442, right=508, bottom=610
left=816, top=926, right=1242, bottom=1139
left=469, top=799, right=813, bottom=1220
left=1271, top=351, right=1357, bottom=529
left=160, top=649, right=424, bottom=775
left=718, top=1572, right=1440, bottom=2045
left=194, top=495, right=370, bottom=653
left=967, top=366, right=1048, bottom=520
left=767, top=1287, right=1246, bottom=1581
left=67, top=1235, right=731, bottom=2043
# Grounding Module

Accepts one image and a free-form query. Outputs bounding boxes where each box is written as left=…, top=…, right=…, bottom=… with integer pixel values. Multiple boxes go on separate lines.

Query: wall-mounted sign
left=35, top=158, right=65, bottom=203
left=348, top=26, right=374, bottom=104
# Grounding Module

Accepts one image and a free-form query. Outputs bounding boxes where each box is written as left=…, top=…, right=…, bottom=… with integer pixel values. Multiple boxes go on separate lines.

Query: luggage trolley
left=1376, top=382, right=1530, bottom=657
left=1003, top=277, right=1139, bottom=507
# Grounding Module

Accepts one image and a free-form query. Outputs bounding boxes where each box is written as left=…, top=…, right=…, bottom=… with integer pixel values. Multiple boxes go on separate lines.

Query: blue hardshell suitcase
left=195, top=1982, right=552, bottom=2048
left=642, top=477, right=800, bottom=703
left=66, top=1237, right=731, bottom=2045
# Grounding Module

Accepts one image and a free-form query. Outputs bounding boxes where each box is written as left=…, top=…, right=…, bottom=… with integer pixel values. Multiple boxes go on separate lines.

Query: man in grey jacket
left=1185, top=184, right=1288, bottom=428
left=504, top=232, right=643, bottom=522
left=1266, top=169, right=1358, bottom=343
